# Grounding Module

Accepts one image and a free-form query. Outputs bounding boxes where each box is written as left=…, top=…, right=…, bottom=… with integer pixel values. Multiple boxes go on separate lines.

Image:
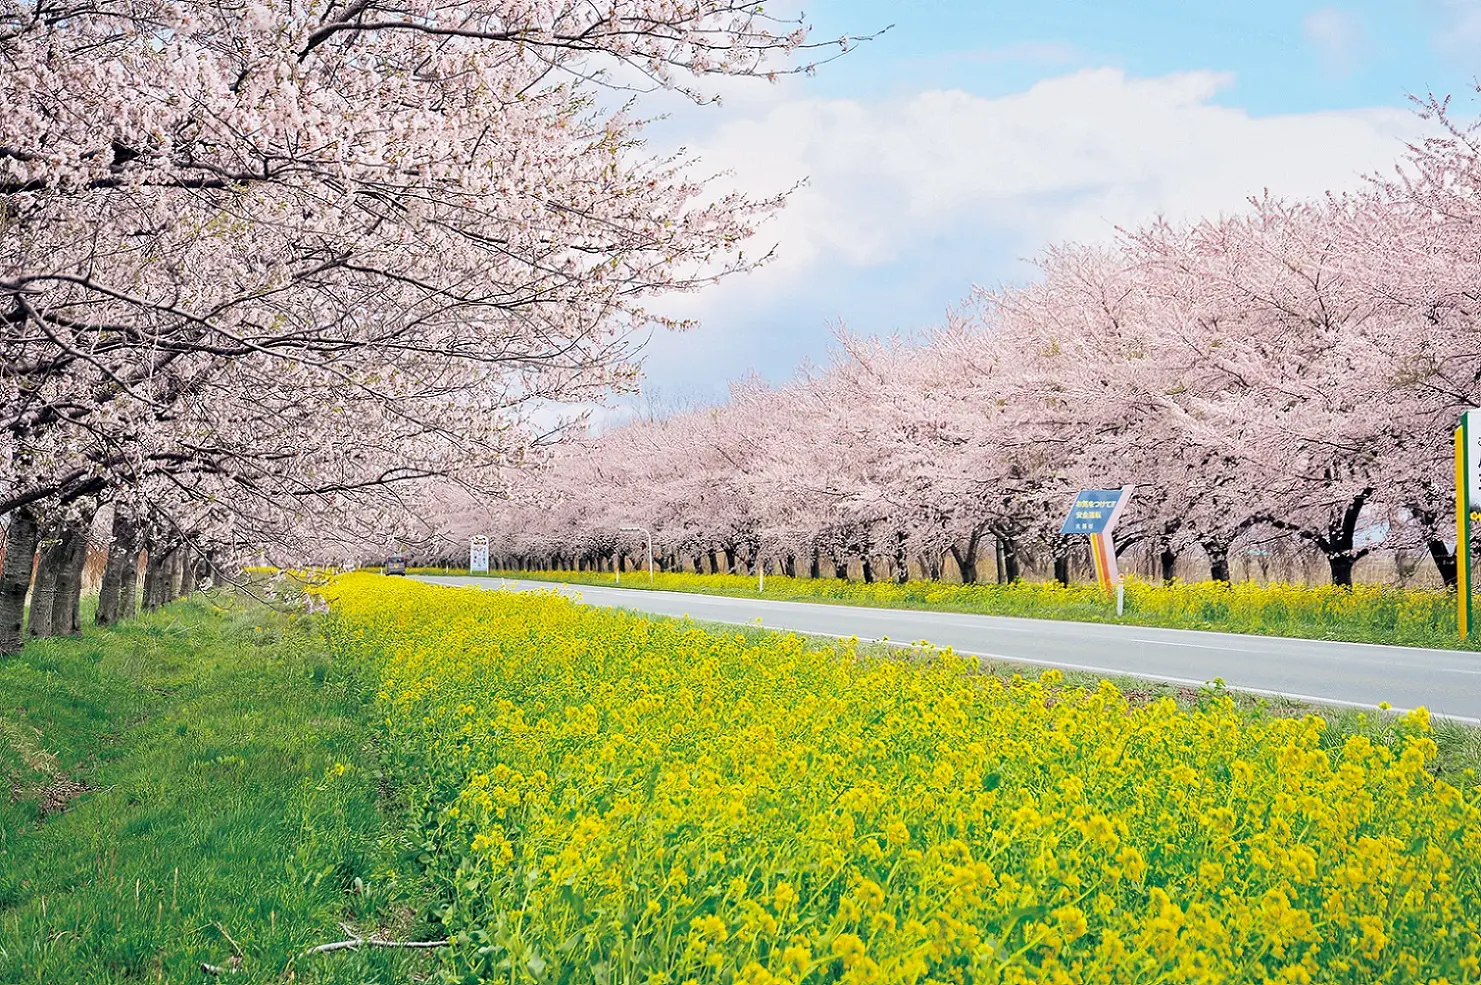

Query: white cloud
left=637, top=67, right=1427, bottom=394
left=675, top=68, right=1421, bottom=286
left=1302, top=6, right=1366, bottom=74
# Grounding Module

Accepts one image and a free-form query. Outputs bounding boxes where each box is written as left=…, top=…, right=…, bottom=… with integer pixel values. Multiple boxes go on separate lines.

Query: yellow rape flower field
left=320, top=574, right=1481, bottom=985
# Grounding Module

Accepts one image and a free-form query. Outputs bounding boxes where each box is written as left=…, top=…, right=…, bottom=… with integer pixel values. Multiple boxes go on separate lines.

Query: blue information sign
left=1060, top=489, right=1127, bottom=535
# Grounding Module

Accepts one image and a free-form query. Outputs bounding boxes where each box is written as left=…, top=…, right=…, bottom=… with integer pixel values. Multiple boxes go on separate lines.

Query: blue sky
left=800, top=1, right=1478, bottom=113
left=617, top=1, right=1481, bottom=414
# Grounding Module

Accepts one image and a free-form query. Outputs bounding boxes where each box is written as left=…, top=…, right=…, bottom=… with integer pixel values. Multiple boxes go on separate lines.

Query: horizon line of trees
left=459, top=94, right=1481, bottom=590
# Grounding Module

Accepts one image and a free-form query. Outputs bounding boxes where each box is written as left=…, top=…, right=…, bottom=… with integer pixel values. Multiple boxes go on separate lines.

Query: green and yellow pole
left=1457, top=423, right=1472, bottom=639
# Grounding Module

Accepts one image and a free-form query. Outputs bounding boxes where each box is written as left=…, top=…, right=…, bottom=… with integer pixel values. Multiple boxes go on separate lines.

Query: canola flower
left=448, top=570, right=1466, bottom=650
left=321, top=574, right=1481, bottom=984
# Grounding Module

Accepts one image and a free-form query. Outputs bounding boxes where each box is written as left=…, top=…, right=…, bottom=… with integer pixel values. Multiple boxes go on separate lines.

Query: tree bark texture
left=997, top=535, right=1022, bottom=584
left=1160, top=546, right=1177, bottom=584
left=27, top=526, right=66, bottom=637
left=950, top=530, right=982, bottom=585
left=1203, top=540, right=1231, bottom=584
left=0, top=511, right=39, bottom=655
left=97, top=511, right=135, bottom=625
left=142, top=547, right=171, bottom=611
left=53, top=525, right=91, bottom=636
left=1427, top=537, right=1458, bottom=590
left=118, top=547, right=140, bottom=619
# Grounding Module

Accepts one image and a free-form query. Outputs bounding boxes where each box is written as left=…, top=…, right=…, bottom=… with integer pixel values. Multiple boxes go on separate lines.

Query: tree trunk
left=997, top=535, right=1021, bottom=583
left=163, top=547, right=181, bottom=600
left=54, top=526, right=90, bottom=635
left=0, top=511, right=40, bottom=655
left=175, top=548, right=196, bottom=598
left=1320, top=496, right=1369, bottom=588
left=861, top=556, right=876, bottom=583
left=722, top=546, right=737, bottom=574
left=169, top=547, right=187, bottom=600
left=27, top=527, right=66, bottom=637
left=1155, top=519, right=1182, bottom=586
left=916, top=553, right=941, bottom=581
left=1203, top=540, right=1231, bottom=584
left=1427, top=537, right=1458, bottom=590
left=950, top=531, right=981, bottom=585
left=1328, top=554, right=1356, bottom=588
left=1159, top=545, right=1177, bottom=585
left=98, top=510, right=135, bottom=625
left=142, top=548, right=167, bottom=611
left=118, top=547, right=140, bottom=618
left=894, top=533, right=909, bottom=585
left=140, top=550, right=155, bottom=611
left=1051, top=537, right=1071, bottom=586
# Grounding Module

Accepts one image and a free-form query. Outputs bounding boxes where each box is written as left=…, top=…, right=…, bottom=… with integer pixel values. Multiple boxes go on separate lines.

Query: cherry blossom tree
left=0, top=0, right=864, bottom=650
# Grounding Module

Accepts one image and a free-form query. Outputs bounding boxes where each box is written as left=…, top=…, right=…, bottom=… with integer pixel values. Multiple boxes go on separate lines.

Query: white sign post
left=470, top=536, right=490, bottom=574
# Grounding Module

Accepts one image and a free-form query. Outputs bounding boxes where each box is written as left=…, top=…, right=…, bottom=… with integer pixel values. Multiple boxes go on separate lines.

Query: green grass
left=0, top=595, right=441, bottom=984
left=418, top=568, right=1481, bottom=651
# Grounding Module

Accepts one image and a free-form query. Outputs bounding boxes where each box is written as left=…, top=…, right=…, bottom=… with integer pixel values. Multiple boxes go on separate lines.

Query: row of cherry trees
left=469, top=96, right=1481, bottom=588
left=0, top=0, right=849, bottom=651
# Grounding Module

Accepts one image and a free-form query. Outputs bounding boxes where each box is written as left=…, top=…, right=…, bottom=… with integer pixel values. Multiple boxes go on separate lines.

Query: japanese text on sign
left=1060, top=489, right=1128, bottom=535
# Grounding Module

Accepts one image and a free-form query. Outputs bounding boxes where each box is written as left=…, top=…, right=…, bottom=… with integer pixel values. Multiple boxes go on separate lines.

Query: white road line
left=1128, top=638, right=1253, bottom=652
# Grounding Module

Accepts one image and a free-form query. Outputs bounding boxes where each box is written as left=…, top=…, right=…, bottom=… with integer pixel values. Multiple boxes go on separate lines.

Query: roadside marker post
left=1060, top=486, right=1136, bottom=607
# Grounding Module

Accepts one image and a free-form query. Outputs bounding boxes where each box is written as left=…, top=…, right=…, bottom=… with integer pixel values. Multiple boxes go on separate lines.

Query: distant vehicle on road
left=384, top=556, right=408, bottom=576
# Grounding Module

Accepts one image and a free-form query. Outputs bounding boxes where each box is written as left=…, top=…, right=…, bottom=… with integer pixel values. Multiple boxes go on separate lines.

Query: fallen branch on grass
left=303, top=922, right=449, bottom=957
left=198, top=920, right=246, bottom=975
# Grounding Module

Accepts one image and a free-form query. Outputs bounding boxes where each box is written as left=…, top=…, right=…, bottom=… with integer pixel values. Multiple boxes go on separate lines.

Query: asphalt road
left=412, top=575, right=1481, bottom=724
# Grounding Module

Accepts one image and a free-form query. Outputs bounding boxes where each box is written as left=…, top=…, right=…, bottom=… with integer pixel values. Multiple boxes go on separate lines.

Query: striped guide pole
left=1089, top=532, right=1111, bottom=597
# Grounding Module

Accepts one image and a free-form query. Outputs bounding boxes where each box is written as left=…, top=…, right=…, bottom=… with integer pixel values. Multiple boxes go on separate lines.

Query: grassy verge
left=420, top=568, right=1479, bottom=651
left=0, top=594, right=440, bottom=984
